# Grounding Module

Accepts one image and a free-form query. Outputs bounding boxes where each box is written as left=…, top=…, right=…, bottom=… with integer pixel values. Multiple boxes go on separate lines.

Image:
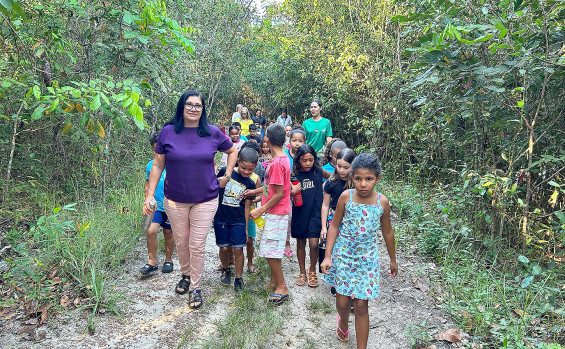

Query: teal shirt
left=302, top=117, right=333, bottom=153
left=146, top=160, right=166, bottom=212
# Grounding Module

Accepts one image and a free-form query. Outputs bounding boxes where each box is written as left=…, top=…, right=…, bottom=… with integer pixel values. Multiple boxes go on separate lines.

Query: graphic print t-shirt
left=215, top=167, right=256, bottom=223
left=291, top=168, right=323, bottom=235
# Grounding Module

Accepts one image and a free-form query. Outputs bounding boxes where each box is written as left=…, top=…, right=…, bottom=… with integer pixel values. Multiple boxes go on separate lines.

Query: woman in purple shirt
left=144, top=90, right=237, bottom=309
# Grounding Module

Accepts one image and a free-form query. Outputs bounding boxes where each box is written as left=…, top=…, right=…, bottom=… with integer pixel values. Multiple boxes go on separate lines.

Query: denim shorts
left=213, top=220, right=247, bottom=248
left=152, top=210, right=171, bottom=229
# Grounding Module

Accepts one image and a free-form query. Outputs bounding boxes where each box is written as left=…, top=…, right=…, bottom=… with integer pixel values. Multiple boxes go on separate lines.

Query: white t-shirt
left=277, top=114, right=292, bottom=127
left=232, top=112, right=241, bottom=123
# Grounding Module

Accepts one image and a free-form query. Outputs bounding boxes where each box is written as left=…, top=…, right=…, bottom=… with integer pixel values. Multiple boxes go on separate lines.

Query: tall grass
left=3, top=184, right=143, bottom=331
left=380, top=178, right=565, bottom=348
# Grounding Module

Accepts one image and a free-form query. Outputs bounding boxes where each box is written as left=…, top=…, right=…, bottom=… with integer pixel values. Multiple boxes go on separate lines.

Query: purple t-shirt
left=155, top=124, right=233, bottom=204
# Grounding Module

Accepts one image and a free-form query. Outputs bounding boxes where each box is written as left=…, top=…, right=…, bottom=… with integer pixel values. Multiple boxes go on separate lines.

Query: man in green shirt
left=302, top=99, right=333, bottom=154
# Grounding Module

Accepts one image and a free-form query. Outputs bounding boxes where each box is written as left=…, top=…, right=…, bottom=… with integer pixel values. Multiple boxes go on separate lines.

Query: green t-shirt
left=302, top=117, right=333, bottom=152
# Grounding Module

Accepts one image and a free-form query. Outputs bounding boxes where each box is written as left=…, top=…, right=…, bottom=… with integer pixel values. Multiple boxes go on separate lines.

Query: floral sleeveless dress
left=324, top=190, right=383, bottom=300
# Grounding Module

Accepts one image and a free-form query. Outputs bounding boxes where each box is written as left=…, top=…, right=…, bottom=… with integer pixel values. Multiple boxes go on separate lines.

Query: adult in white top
left=276, top=108, right=292, bottom=127
left=231, top=104, right=243, bottom=123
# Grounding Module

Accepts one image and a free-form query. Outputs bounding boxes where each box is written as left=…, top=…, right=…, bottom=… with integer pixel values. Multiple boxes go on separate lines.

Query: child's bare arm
left=320, top=192, right=332, bottom=239
left=380, top=195, right=397, bottom=276
left=144, top=153, right=165, bottom=215
left=322, top=169, right=331, bottom=179
left=250, top=184, right=284, bottom=220
left=321, top=191, right=349, bottom=274
left=244, top=199, right=251, bottom=234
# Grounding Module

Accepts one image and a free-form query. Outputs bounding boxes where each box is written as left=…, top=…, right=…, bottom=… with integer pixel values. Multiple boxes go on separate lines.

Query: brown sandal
left=308, top=271, right=319, bottom=287
left=295, top=273, right=307, bottom=286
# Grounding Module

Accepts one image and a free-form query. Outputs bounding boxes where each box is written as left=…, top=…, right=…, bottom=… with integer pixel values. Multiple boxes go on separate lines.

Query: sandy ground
left=1, top=225, right=457, bottom=349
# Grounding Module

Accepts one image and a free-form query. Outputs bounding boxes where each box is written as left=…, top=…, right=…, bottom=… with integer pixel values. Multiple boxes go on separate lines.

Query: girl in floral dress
left=321, top=153, right=398, bottom=348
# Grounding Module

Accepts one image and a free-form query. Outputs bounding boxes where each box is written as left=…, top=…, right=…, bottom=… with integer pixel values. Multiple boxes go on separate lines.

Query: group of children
left=143, top=120, right=397, bottom=348
left=213, top=122, right=397, bottom=348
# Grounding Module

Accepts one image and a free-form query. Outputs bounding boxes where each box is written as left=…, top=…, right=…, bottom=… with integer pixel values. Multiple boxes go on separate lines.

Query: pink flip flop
left=336, top=315, right=349, bottom=342
left=284, top=249, right=293, bottom=257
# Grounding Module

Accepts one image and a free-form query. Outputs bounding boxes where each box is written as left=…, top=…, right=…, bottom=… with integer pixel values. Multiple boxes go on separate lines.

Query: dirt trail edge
left=1, top=226, right=457, bottom=348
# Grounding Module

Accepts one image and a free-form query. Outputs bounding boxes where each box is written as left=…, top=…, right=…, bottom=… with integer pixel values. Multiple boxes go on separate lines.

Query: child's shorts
left=213, top=220, right=247, bottom=248
left=151, top=211, right=171, bottom=230
left=247, top=219, right=256, bottom=238
left=259, top=213, right=289, bottom=259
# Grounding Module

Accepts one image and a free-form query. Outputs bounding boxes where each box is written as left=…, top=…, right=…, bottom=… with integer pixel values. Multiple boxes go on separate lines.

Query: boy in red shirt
left=250, top=124, right=291, bottom=305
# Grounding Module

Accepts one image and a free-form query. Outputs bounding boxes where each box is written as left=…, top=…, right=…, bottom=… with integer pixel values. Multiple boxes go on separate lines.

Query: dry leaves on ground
left=433, top=328, right=462, bottom=343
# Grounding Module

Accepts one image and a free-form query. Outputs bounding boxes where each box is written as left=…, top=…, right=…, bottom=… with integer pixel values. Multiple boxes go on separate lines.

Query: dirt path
left=1, top=226, right=457, bottom=348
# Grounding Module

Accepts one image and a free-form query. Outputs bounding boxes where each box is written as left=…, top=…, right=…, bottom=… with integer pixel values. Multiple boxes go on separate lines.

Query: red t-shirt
left=262, top=155, right=291, bottom=215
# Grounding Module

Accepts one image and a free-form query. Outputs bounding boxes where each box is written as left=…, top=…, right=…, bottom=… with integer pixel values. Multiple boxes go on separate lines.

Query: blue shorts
left=213, top=220, right=247, bottom=248
left=152, top=211, right=171, bottom=229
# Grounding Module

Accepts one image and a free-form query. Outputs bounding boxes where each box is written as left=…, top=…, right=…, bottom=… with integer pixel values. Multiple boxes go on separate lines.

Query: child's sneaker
left=220, top=268, right=231, bottom=286
left=234, top=277, right=245, bottom=292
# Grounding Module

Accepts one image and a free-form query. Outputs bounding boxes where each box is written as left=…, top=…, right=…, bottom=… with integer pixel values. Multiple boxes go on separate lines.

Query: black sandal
left=175, top=275, right=191, bottom=294
left=189, top=289, right=202, bottom=309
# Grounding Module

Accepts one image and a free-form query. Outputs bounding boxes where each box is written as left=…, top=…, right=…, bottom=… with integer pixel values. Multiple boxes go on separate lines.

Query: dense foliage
left=1, top=0, right=563, bottom=346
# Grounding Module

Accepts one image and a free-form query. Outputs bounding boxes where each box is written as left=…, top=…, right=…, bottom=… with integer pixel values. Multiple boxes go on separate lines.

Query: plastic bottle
left=251, top=209, right=265, bottom=228
left=142, top=201, right=156, bottom=230
left=291, top=177, right=303, bottom=206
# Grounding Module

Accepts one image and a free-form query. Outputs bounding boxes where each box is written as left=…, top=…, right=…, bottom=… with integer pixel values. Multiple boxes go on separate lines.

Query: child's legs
left=246, top=220, right=256, bottom=267
left=213, top=220, right=230, bottom=268
left=296, top=238, right=307, bottom=274
left=187, top=198, right=218, bottom=291
left=164, top=199, right=192, bottom=276
left=308, top=237, right=319, bottom=272
left=336, top=293, right=351, bottom=333
left=219, top=246, right=230, bottom=268
left=229, top=223, right=247, bottom=278
left=353, top=299, right=369, bottom=349
left=285, top=211, right=292, bottom=246
left=246, top=237, right=254, bottom=267
left=232, top=247, right=244, bottom=278
left=163, top=227, right=174, bottom=262
left=266, top=258, right=287, bottom=294
left=146, top=222, right=160, bottom=265
left=160, top=212, right=174, bottom=262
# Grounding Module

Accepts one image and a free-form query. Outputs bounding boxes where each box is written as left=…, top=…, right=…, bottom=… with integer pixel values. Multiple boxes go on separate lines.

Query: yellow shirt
left=240, top=119, right=254, bottom=136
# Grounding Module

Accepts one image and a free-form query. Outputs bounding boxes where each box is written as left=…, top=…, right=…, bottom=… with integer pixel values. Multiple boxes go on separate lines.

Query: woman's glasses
left=184, top=103, right=203, bottom=111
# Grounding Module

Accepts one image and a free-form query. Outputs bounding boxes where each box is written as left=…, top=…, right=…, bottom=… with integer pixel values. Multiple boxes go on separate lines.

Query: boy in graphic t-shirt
left=250, top=124, right=291, bottom=305
left=214, top=148, right=257, bottom=292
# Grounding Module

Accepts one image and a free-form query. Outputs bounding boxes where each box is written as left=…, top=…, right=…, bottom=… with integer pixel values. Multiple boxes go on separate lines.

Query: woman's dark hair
left=311, top=99, right=323, bottom=109
left=292, top=144, right=320, bottom=176
left=351, top=153, right=381, bottom=177
left=149, top=132, right=159, bottom=146
left=328, top=148, right=356, bottom=188
left=167, top=90, right=210, bottom=136
left=282, top=108, right=288, bottom=114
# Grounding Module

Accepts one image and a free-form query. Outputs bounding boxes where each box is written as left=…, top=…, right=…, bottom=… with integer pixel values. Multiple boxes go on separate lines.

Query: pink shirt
left=262, top=155, right=291, bottom=215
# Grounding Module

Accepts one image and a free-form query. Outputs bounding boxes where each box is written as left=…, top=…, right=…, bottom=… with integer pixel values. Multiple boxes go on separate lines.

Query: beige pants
left=164, top=197, right=218, bottom=291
